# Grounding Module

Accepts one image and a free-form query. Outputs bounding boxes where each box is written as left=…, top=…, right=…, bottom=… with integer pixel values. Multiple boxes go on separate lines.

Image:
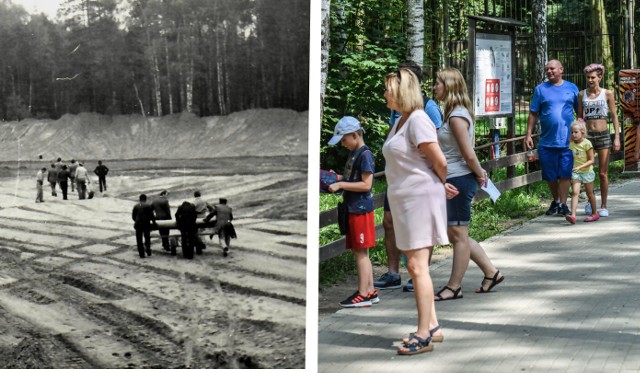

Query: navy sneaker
left=374, top=272, right=402, bottom=290
left=403, top=279, right=414, bottom=292
left=339, top=291, right=372, bottom=308
left=558, top=203, right=571, bottom=217
left=545, top=200, right=559, bottom=216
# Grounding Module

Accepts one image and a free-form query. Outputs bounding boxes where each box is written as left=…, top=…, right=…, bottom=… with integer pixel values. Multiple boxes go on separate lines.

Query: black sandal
left=403, top=326, right=444, bottom=345
left=434, top=286, right=463, bottom=301
left=397, top=335, right=433, bottom=355
left=475, top=270, right=504, bottom=293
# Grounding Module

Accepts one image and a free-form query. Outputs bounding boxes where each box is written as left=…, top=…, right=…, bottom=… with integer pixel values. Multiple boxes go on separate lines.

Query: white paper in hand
left=481, top=178, right=501, bottom=203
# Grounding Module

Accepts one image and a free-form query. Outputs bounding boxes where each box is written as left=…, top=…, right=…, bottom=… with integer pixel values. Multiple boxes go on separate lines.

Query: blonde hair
left=436, top=67, right=474, bottom=122
left=571, top=119, right=587, bottom=135
left=384, top=68, right=424, bottom=114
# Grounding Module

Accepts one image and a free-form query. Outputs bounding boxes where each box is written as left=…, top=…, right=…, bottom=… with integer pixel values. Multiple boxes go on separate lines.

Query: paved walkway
left=318, top=178, right=640, bottom=372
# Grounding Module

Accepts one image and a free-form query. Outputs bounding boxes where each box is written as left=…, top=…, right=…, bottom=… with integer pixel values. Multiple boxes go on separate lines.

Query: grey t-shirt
left=437, top=106, right=475, bottom=178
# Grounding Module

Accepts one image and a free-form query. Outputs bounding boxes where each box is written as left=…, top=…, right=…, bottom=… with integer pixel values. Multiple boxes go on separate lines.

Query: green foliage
left=0, top=0, right=309, bottom=120
left=468, top=182, right=547, bottom=243
left=5, top=94, right=31, bottom=121
left=322, top=0, right=407, bottom=171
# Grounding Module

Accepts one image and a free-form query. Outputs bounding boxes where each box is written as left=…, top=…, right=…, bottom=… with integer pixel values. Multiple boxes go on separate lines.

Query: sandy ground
left=0, top=110, right=308, bottom=369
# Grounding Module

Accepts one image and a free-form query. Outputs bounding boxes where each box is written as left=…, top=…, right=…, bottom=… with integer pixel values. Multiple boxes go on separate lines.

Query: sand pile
left=0, top=109, right=308, bottom=161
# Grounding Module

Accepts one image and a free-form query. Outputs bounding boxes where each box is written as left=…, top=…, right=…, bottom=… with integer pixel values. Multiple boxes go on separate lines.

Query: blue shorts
left=384, top=192, right=390, bottom=211
left=446, top=173, right=478, bottom=226
left=538, top=146, right=573, bottom=181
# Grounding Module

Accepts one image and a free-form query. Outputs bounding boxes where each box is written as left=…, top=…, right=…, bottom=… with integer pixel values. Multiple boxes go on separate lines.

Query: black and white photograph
left=0, top=0, right=309, bottom=369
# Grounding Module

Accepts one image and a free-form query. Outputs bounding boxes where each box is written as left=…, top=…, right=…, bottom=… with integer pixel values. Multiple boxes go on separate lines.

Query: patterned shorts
left=587, top=131, right=611, bottom=150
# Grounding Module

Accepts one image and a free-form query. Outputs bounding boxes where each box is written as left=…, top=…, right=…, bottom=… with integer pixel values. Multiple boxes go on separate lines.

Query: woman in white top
left=433, top=67, right=504, bottom=301
left=382, top=68, right=453, bottom=355
left=576, top=63, right=620, bottom=217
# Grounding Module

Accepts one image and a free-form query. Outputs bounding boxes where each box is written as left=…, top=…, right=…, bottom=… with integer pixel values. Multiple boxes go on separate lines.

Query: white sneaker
left=599, top=208, right=609, bottom=217
left=584, top=202, right=592, bottom=215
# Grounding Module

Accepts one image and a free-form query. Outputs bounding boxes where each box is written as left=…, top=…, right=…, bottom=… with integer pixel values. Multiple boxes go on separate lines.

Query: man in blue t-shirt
left=525, top=59, right=578, bottom=217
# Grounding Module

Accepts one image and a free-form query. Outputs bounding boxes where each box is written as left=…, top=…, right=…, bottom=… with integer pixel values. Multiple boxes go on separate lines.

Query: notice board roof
left=468, top=15, right=528, bottom=28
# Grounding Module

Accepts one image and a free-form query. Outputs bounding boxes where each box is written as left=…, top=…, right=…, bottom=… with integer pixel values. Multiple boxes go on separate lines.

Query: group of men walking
left=131, top=190, right=236, bottom=260
left=36, top=158, right=108, bottom=202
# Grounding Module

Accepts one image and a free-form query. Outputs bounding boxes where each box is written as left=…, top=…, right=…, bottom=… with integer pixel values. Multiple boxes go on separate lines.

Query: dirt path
left=0, top=157, right=307, bottom=369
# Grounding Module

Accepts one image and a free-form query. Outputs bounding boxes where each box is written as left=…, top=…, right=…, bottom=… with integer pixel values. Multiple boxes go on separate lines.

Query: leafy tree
left=5, top=93, right=31, bottom=121
left=0, top=0, right=309, bottom=120
left=322, top=0, right=405, bottom=170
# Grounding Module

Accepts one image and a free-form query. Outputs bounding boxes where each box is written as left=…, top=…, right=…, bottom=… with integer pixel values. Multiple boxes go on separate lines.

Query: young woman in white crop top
left=576, top=63, right=620, bottom=217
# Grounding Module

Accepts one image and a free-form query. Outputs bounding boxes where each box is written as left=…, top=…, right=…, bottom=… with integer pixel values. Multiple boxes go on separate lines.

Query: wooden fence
left=319, top=138, right=623, bottom=262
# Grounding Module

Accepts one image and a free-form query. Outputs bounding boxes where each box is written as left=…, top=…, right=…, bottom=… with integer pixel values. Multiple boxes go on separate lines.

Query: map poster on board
left=474, top=32, right=513, bottom=117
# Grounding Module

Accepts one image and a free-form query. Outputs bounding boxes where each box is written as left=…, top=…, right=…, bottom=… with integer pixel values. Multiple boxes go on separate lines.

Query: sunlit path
left=319, top=178, right=640, bottom=372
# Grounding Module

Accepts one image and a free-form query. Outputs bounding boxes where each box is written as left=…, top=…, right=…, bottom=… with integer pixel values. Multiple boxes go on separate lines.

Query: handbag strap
left=343, top=145, right=369, bottom=199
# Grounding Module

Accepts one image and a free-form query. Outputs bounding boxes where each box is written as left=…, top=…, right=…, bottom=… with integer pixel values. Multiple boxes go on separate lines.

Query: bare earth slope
left=0, top=108, right=308, bottom=161
left=0, top=109, right=308, bottom=369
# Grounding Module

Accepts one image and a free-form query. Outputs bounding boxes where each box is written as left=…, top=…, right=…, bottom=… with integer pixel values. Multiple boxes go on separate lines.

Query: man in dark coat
left=151, top=190, right=172, bottom=253
left=94, top=160, right=109, bottom=192
left=132, top=194, right=156, bottom=258
left=47, top=164, right=58, bottom=197
left=175, top=201, right=198, bottom=259
left=57, top=165, right=71, bottom=200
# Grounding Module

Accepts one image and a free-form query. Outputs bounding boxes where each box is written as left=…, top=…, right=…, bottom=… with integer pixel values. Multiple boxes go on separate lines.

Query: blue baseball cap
left=328, top=116, right=362, bottom=145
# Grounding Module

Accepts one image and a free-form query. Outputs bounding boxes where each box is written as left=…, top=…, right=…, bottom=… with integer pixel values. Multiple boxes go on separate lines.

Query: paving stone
left=319, top=179, right=640, bottom=371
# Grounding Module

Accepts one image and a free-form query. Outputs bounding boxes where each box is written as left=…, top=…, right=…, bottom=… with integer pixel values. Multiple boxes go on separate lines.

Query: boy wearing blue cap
left=327, top=116, right=377, bottom=307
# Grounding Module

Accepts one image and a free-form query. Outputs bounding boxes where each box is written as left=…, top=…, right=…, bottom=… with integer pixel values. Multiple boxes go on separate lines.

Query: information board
left=474, top=32, right=513, bottom=117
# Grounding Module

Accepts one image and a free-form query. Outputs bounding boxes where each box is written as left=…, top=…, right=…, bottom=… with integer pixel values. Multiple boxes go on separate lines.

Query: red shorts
left=346, top=211, right=376, bottom=250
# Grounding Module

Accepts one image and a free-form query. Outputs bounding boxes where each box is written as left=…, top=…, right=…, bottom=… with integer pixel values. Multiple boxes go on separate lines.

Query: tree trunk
left=28, top=73, right=33, bottom=114
left=406, top=0, right=424, bottom=66
left=532, top=0, right=548, bottom=84
left=321, top=0, right=331, bottom=117
left=590, top=0, right=615, bottom=88
left=441, top=0, right=448, bottom=69
left=133, top=81, right=146, bottom=117
left=146, top=32, right=162, bottom=116
left=165, top=36, right=174, bottom=115
left=186, top=54, right=193, bottom=113
left=177, top=29, right=185, bottom=111
left=334, top=0, right=347, bottom=51
left=215, top=25, right=226, bottom=115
